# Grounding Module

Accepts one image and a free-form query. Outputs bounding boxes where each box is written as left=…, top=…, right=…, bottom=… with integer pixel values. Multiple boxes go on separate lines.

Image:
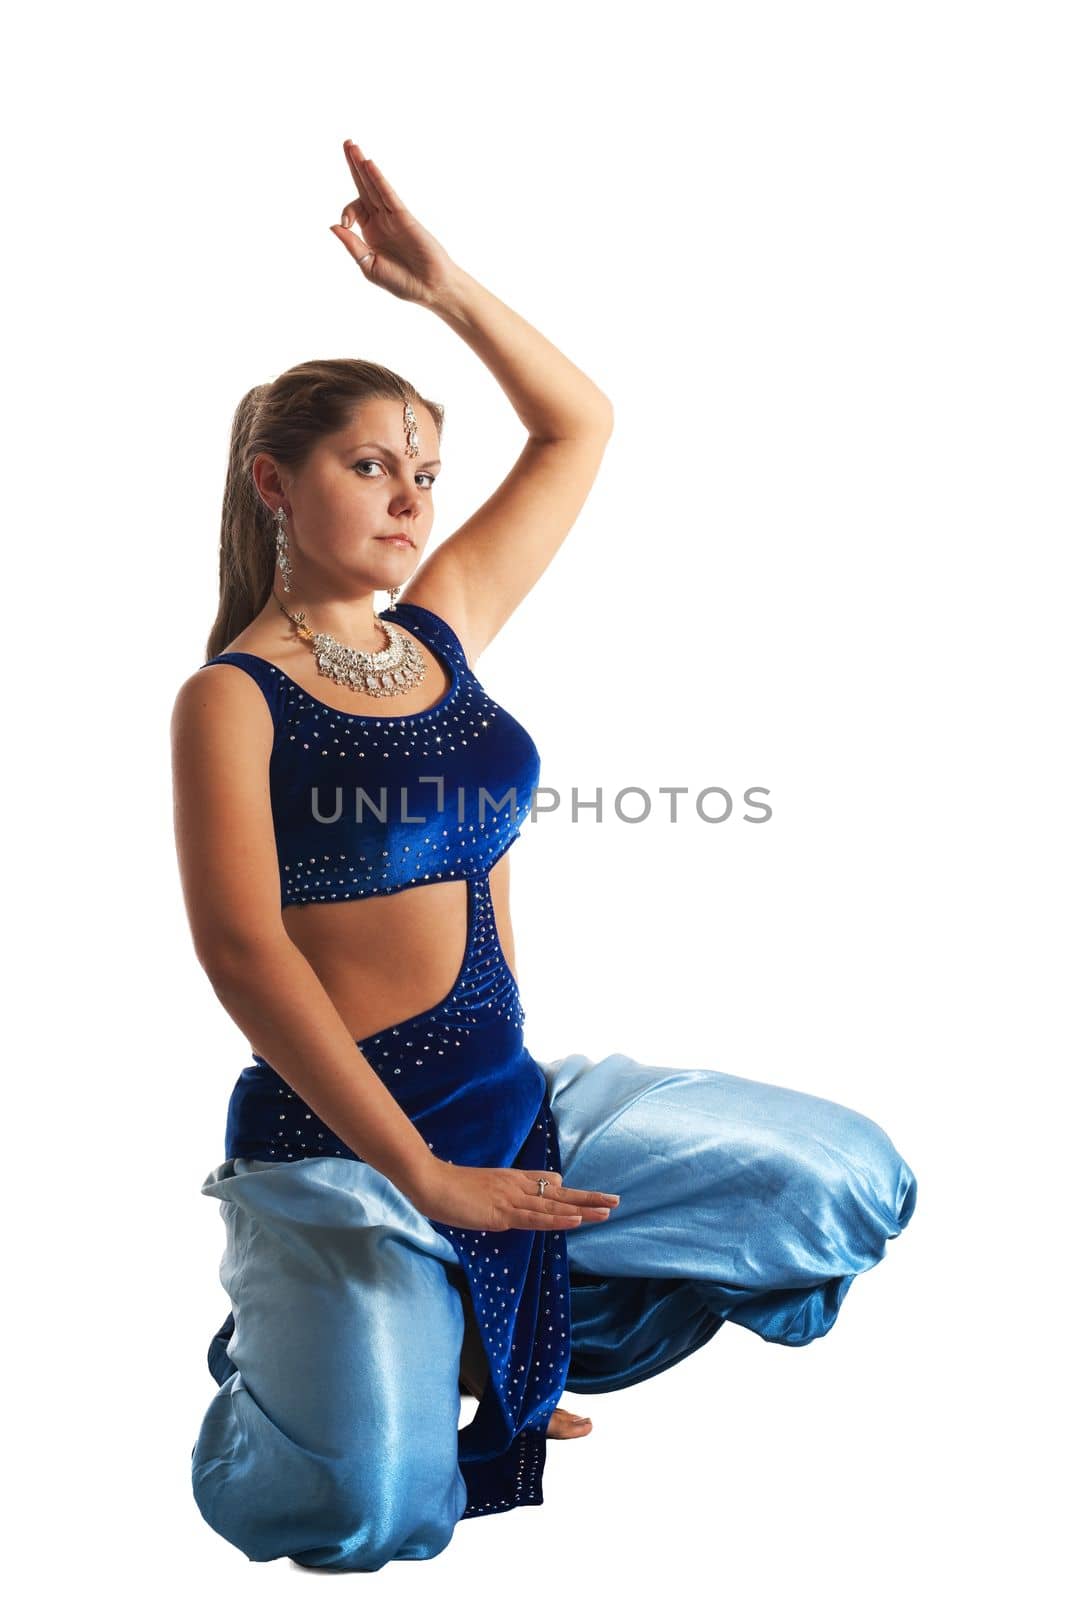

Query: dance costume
left=191, top=600, right=918, bottom=1570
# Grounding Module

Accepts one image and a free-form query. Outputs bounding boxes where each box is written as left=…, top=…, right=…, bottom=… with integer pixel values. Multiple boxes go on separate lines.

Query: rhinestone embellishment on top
left=311, top=618, right=427, bottom=697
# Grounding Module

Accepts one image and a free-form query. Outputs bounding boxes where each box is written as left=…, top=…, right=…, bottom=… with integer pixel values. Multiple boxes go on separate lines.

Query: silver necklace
left=275, top=596, right=427, bottom=698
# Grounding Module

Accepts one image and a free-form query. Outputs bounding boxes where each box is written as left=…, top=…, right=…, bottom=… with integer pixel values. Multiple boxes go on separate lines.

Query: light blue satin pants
left=192, top=1051, right=917, bottom=1571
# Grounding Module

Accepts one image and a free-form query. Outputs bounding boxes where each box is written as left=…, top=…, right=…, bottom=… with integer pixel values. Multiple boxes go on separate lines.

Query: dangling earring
left=386, top=585, right=402, bottom=608
left=274, top=506, right=293, bottom=593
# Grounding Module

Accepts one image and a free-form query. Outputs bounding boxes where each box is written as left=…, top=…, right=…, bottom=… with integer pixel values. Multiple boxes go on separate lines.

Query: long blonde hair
left=206, top=358, right=444, bottom=661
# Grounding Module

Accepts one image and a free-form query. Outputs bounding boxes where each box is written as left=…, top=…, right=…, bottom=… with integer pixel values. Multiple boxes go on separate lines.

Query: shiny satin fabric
left=192, top=1049, right=917, bottom=1571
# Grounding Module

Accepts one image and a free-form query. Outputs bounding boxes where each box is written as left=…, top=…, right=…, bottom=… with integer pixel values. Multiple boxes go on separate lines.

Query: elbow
left=582, top=398, right=614, bottom=439
left=589, top=389, right=614, bottom=433
left=546, top=398, right=614, bottom=445
left=196, top=927, right=291, bottom=994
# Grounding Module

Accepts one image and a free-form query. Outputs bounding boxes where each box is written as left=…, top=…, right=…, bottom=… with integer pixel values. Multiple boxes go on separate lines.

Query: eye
left=352, top=459, right=437, bottom=490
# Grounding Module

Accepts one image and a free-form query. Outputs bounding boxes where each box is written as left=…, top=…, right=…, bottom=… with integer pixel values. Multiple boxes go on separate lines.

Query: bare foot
left=459, top=1374, right=592, bottom=1439
left=545, top=1405, right=593, bottom=1439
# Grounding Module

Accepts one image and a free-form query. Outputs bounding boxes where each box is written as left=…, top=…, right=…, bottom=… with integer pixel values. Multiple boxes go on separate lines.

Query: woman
left=173, top=138, right=918, bottom=1572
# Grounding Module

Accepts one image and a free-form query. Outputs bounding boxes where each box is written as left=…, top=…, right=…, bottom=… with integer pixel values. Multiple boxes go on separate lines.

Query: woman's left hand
left=329, top=139, right=457, bottom=307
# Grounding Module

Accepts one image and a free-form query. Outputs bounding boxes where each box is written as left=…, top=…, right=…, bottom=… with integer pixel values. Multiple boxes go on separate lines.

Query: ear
left=251, top=451, right=287, bottom=510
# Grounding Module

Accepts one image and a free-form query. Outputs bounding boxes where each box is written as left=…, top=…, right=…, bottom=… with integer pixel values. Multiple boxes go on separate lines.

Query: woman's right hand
left=404, top=1157, right=620, bottom=1233
left=329, top=138, right=459, bottom=307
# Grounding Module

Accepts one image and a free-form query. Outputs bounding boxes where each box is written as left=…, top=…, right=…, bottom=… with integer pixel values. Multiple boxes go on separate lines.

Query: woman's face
left=255, top=396, right=441, bottom=595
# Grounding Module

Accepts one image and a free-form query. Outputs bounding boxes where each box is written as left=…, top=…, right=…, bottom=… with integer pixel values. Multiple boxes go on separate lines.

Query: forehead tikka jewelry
left=403, top=400, right=420, bottom=458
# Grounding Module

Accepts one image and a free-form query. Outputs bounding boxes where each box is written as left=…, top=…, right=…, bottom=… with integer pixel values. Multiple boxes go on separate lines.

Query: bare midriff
left=281, top=846, right=518, bottom=1043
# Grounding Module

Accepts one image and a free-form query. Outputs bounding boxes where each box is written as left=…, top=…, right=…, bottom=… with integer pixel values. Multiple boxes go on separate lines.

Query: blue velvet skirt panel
left=191, top=1048, right=917, bottom=1572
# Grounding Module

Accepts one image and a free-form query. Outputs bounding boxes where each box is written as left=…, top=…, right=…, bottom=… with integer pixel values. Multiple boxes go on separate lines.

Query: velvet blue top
left=198, top=600, right=542, bottom=908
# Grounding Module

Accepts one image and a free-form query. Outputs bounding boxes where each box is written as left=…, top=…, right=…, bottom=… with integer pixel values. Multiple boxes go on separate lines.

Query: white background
left=8, top=1, right=1071, bottom=1594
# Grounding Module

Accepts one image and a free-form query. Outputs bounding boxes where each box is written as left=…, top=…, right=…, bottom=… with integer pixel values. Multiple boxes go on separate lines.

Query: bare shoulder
left=171, top=661, right=283, bottom=964
left=396, top=567, right=480, bottom=668
left=170, top=659, right=275, bottom=755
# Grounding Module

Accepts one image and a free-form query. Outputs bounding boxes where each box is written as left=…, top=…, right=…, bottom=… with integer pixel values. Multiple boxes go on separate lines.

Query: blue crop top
left=198, top=601, right=541, bottom=910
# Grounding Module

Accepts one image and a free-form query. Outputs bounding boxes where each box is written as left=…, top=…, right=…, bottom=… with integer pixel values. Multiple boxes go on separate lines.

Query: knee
left=192, top=1376, right=465, bottom=1570
left=799, top=1098, right=919, bottom=1271
left=827, top=1100, right=918, bottom=1237
left=193, top=1448, right=464, bottom=1572
left=735, top=1090, right=917, bottom=1279
left=286, top=1468, right=465, bottom=1571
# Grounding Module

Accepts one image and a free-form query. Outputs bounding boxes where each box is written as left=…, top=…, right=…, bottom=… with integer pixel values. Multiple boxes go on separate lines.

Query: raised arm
left=330, top=140, right=614, bottom=663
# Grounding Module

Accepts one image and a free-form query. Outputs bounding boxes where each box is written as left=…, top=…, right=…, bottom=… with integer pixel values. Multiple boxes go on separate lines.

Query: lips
left=376, top=535, right=414, bottom=548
